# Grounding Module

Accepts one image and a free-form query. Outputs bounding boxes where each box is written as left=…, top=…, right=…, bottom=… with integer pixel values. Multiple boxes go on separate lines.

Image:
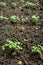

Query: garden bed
left=0, top=0, right=43, bottom=65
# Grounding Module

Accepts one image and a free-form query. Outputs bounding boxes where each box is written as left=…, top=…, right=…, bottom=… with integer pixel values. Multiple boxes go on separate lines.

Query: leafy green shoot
left=11, top=2, right=17, bottom=8
left=23, top=2, right=39, bottom=8
left=31, top=45, right=43, bottom=54
left=32, top=15, right=39, bottom=22
left=0, top=16, right=8, bottom=20
left=22, top=17, right=28, bottom=22
left=0, top=2, right=6, bottom=7
left=10, top=15, right=20, bottom=23
left=2, top=39, right=23, bottom=53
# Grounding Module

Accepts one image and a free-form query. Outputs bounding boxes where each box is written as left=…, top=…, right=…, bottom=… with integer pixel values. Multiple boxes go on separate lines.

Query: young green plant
left=0, top=16, right=8, bottom=20
left=11, top=2, right=17, bottom=8
left=22, top=17, right=28, bottom=22
left=10, top=15, right=20, bottom=23
left=23, top=2, right=39, bottom=8
left=32, top=15, right=39, bottom=23
left=31, top=45, right=43, bottom=54
left=2, top=39, right=23, bottom=54
left=0, top=2, right=6, bottom=7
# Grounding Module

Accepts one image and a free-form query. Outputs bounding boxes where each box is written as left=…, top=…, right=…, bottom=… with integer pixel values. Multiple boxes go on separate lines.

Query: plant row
left=0, top=1, right=39, bottom=8
left=0, top=1, right=39, bottom=23
left=2, top=39, right=43, bottom=56
left=0, top=15, right=39, bottom=23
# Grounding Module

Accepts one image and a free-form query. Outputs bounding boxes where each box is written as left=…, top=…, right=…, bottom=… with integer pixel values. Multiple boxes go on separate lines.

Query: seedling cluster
left=2, top=39, right=23, bottom=54
left=0, top=1, right=39, bottom=23
left=1, top=1, right=41, bottom=57
left=32, top=45, right=43, bottom=54
left=0, top=15, right=29, bottom=23
left=23, top=2, right=39, bottom=8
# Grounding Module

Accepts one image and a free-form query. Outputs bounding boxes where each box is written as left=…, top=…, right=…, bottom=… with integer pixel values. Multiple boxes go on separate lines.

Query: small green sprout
left=2, top=39, right=23, bottom=54
left=22, top=17, right=28, bottom=22
left=0, top=2, right=6, bottom=7
left=32, top=15, right=39, bottom=22
left=11, top=2, right=17, bottom=8
left=0, top=16, right=8, bottom=20
left=23, top=2, right=39, bottom=8
left=31, top=45, right=43, bottom=54
left=10, top=15, right=20, bottom=23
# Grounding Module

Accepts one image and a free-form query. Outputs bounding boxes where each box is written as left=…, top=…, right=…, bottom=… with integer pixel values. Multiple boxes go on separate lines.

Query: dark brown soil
left=0, top=0, right=43, bottom=65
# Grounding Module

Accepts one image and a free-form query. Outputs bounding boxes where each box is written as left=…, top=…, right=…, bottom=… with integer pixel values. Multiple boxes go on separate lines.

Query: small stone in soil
left=17, top=61, right=22, bottom=65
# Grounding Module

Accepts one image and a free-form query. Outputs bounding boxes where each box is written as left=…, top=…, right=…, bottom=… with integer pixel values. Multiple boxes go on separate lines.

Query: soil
left=0, top=0, right=43, bottom=65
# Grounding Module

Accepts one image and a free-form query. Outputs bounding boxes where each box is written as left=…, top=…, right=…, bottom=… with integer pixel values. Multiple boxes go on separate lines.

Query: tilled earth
left=0, top=0, right=43, bottom=65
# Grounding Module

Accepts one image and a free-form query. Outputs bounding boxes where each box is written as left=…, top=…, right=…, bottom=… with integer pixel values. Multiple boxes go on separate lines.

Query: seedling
left=0, top=16, right=8, bottom=20
left=10, top=15, right=20, bottom=23
left=11, top=2, right=17, bottom=8
left=23, top=2, right=39, bottom=8
left=32, top=15, right=39, bottom=22
left=0, top=2, right=6, bottom=7
left=31, top=45, right=43, bottom=54
left=22, top=17, right=28, bottom=22
left=2, top=39, right=23, bottom=54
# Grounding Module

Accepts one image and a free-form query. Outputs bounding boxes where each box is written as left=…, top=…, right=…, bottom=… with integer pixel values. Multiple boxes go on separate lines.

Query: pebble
left=17, top=61, right=22, bottom=65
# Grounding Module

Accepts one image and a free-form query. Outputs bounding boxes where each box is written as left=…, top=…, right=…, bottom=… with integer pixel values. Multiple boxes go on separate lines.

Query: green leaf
left=2, top=46, right=5, bottom=50
left=11, top=2, right=17, bottom=8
